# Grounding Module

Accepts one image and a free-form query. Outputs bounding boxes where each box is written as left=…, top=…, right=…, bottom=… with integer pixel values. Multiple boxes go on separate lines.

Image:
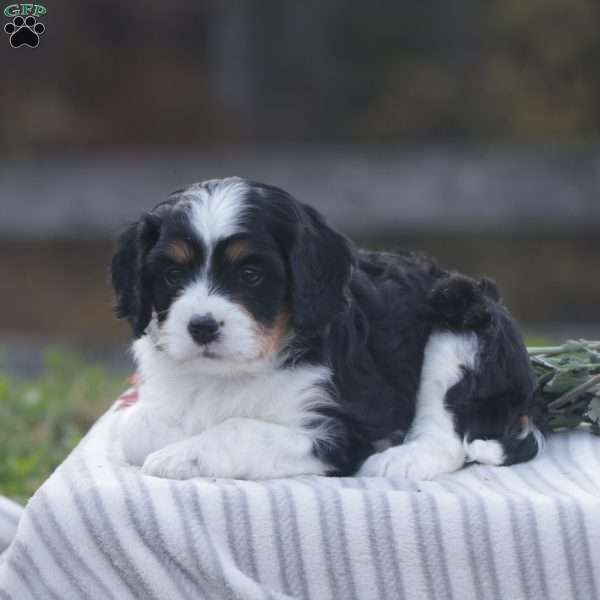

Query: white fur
left=122, top=336, right=333, bottom=479
left=464, top=438, right=505, bottom=465
left=187, top=177, right=248, bottom=252
left=359, top=331, right=478, bottom=479
left=157, top=279, right=269, bottom=376
left=141, top=418, right=327, bottom=480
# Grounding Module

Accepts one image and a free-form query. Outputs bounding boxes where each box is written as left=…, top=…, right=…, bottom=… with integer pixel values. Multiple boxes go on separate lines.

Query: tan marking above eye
left=166, top=240, right=194, bottom=264
left=224, top=239, right=254, bottom=262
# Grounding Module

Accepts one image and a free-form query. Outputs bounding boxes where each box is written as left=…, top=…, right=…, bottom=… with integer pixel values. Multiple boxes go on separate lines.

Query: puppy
left=111, top=177, right=544, bottom=480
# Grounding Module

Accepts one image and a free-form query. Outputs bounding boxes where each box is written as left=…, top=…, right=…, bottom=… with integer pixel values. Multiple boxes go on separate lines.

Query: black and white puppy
left=112, top=177, right=544, bottom=480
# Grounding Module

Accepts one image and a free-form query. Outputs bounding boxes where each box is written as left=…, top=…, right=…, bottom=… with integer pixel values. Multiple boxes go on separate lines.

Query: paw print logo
left=4, top=15, right=45, bottom=48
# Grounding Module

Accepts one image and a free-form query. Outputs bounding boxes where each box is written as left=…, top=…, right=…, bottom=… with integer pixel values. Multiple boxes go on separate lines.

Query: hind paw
left=359, top=440, right=465, bottom=480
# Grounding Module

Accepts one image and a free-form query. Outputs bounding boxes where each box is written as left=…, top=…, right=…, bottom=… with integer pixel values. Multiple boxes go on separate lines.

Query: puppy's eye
left=239, top=265, right=263, bottom=286
left=164, top=268, right=182, bottom=287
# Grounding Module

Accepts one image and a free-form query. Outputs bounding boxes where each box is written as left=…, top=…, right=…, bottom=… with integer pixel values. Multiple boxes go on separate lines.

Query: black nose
left=188, top=314, right=220, bottom=345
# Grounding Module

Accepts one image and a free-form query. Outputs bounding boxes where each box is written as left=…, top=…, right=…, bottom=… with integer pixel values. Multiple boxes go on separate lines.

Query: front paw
left=141, top=446, right=202, bottom=480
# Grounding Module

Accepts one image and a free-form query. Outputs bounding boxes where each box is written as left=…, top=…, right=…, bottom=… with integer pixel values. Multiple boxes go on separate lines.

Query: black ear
left=289, top=203, right=354, bottom=334
left=111, top=214, right=161, bottom=337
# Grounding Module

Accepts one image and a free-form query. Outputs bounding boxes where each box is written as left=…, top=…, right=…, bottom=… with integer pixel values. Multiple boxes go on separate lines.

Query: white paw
left=358, top=440, right=465, bottom=480
left=141, top=435, right=236, bottom=480
left=141, top=444, right=204, bottom=480
left=464, top=439, right=505, bottom=466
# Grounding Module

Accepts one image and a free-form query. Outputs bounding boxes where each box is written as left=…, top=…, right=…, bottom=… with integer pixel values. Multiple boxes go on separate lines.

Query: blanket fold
left=0, top=498, right=21, bottom=559
left=1, top=403, right=599, bottom=599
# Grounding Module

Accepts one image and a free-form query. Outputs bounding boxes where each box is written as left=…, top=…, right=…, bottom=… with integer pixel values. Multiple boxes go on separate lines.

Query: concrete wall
left=2, top=147, right=600, bottom=239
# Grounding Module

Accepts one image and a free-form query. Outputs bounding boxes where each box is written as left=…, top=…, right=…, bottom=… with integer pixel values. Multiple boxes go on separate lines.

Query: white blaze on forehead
left=185, top=178, right=248, bottom=249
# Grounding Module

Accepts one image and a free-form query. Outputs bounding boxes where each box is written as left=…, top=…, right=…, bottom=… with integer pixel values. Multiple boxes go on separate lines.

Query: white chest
left=122, top=355, right=332, bottom=465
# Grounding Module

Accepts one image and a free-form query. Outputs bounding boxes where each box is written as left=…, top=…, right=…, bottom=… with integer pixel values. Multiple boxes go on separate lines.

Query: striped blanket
left=1, top=401, right=600, bottom=600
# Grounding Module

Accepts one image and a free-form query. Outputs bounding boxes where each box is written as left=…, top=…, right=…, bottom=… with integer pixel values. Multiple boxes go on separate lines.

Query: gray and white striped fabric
left=0, top=498, right=21, bottom=559
left=1, top=402, right=599, bottom=600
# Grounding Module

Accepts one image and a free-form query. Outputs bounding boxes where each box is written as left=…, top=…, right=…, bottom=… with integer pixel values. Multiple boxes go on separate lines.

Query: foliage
left=0, top=350, right=123, bottom=504
left=529, top=340, right=600, bottom=433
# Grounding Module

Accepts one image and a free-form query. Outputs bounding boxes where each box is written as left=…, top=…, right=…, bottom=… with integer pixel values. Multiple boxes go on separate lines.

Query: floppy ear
left=289, top=203, right=354, bottom=334
left=111, top=214, right=161, bottom=337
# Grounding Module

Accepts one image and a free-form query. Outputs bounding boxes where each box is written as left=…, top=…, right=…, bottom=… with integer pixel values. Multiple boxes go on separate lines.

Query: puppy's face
left=144, top=185, right=290, bottom=371
left=111, top=178, right=353, bottom=375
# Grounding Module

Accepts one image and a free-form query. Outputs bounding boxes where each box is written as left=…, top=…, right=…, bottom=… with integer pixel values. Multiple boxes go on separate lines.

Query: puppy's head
left=111, top=177, right=353, bottom=374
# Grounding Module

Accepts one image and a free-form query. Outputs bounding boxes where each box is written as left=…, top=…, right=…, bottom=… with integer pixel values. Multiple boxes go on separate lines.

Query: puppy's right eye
left=164, top=268, right=182, bottom=287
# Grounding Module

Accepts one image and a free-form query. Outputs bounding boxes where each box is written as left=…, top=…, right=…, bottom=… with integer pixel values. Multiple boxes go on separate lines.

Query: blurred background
left=1, top=1, right=599, bottom=497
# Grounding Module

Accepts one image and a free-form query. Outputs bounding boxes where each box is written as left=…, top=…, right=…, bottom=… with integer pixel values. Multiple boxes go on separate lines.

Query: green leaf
left=545, top=370, right=591, bottom=395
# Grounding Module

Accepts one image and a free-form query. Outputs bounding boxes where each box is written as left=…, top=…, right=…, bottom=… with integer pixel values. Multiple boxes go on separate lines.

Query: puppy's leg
left=359, top=331, right=477, bottom=479
left=430, top=275, right=544, bottom=468
left=121, top=403, right=184, bottom=467
left=141, top=418, right=327, bottom=480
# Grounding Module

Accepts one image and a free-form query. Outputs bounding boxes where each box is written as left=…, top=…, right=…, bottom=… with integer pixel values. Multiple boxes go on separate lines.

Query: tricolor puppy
left=112, top=177, right=544, bottom=480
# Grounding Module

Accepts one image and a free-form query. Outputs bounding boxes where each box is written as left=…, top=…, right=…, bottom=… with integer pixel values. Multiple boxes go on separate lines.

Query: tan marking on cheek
left=225, top=240, right=253, bottom=262
left=258, top=310, right=291, bottom=359
left=167, top=241, right=194, bottom=264
left=519, top=415, right=530, bottom=430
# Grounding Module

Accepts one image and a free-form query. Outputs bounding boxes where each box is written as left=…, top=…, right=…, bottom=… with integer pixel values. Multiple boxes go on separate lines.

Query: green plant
left=0, top=350, right=123, bottom=504
left=529, top=340, right=600, bottom=433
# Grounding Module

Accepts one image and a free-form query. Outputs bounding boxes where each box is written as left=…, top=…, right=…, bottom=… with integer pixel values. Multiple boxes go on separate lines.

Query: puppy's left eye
left=239, top=265, right=263, bottom=286
left=164, top=268, right=183, bottom=287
